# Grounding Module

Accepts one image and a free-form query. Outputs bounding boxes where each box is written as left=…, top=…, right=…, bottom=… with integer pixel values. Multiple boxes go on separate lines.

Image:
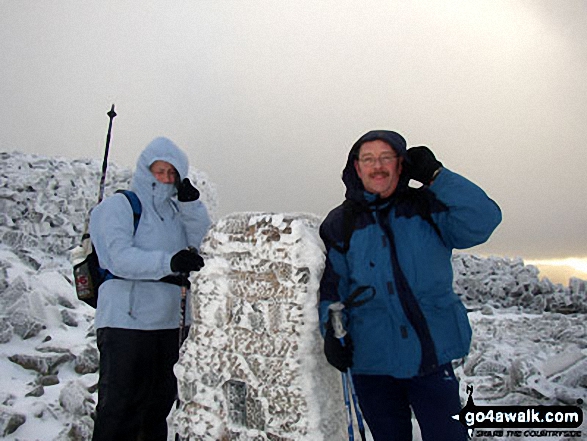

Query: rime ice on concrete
left=172, top=212, right=347, bottom=441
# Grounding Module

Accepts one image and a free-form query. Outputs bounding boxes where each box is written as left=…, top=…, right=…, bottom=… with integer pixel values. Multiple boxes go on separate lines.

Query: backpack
left=72, top=190, right=142, bottom=308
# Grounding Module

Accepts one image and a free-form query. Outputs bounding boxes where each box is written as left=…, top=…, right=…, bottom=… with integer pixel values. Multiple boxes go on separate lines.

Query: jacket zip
left=151, top=183, right=165, bottom=221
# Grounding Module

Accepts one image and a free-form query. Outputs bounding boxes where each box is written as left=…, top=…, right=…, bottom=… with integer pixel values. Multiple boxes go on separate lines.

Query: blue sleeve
left=429, top=168, right=502, bottom=249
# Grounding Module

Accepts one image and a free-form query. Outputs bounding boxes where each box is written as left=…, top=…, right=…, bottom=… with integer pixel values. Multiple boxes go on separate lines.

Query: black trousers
left=352, top=364, right=468, bottom=441
left=92, top=327, right=180, bottom=441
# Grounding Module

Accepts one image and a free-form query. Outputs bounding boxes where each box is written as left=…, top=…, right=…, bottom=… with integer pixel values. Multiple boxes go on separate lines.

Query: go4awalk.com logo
left=453, top=385, right=584, bottom=438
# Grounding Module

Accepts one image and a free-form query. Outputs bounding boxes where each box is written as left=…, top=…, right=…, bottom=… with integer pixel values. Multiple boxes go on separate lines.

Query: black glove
left=405, top=146, right=443, bottom=185
left=159, top=274, right=191, bottom=289
left=170, top=249, right=205, bottom=273
left=177, top=178, right=200, bottom=202
left=324, top=327, right=354, bottom=372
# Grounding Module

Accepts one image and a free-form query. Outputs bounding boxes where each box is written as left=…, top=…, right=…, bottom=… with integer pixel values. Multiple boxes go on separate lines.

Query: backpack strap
left=334, top=191, right=443, bottom=255
left=102, top=190, right=142, bottom=283
left=323, top=200, right=359, bottom=254
left=339, top=199, right=359, bottom=253
left=341, top=199, right=356, bottom=252
left=115, top=190, right=142, bottom=233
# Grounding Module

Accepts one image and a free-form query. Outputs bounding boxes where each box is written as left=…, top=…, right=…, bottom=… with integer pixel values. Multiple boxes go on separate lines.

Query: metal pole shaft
left=342, top=371, right=355, bottom=441
left=98, top=104, right=117, bottom=204
left=179, top=280, right=188, bottom=347
left=175, top=277, right=190, bottom=441
left=347, top=368, right=367, bottom=441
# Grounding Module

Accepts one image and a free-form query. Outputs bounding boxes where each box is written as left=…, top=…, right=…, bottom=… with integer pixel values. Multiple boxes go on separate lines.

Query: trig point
left=172, top=213, right=347, bottom=440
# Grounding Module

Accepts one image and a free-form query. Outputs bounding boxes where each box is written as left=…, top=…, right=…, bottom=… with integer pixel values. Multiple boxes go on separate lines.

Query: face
left=354, top=140, right=403, bottom=198
left=150, top=160, right=178, bottom=184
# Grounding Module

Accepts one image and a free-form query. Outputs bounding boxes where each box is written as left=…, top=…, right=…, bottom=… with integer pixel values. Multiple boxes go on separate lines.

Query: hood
left=342, top=130, right=408, bottom=202
left=131, top=137, right=189, bottom=201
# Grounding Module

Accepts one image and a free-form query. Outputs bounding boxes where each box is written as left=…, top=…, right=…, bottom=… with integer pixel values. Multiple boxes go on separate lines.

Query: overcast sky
left=1, top=0, right=586, bottom=263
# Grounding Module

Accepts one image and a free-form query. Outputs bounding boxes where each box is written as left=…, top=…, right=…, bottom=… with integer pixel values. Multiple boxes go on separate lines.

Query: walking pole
left=346, top=368, right=366, bottom=441
left=71, top=104, right=117, bottom=306
left=178, top=246, right=198, bottom=348
left=178, top=269, right=190, bottom=348
left=98, top=104, right=117, bottom=204
left=179, top=279, right=187, bottom=345
left=341, top=370, right=355, bottom=441
left=175, top=272, right=189, bottom=441
left=329, top=302, right=367, bottom=441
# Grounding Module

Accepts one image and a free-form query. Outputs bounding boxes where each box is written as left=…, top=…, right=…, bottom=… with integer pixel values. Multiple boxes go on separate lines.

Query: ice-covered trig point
left=172, top=213, right=347, bottom=440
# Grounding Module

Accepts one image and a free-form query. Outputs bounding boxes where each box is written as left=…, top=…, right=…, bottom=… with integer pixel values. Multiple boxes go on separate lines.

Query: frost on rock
left=172, top=212, right=347, bottom=441
left=0, top=151, right=219, bottom=257
left=58, top=380, right=95, bottom=417
left=452, top=254, right=587, bottom=313
left=0, top=404, right=26, bottom=436
left=460, top=312, right=587, bottom=404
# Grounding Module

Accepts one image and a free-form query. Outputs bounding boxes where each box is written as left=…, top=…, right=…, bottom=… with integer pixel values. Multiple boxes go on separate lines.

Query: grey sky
left=1, top=0, right=586, bottom=261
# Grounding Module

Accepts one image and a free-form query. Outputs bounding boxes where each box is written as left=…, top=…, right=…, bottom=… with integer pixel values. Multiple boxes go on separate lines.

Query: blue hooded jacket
left=319, top=130, right=502, bottom=378
left=90, top=137, right=211, bottom=330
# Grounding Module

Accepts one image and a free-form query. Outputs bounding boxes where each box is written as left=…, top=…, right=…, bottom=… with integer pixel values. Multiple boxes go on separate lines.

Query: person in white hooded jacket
left=90, top=137, right=211, bottom=441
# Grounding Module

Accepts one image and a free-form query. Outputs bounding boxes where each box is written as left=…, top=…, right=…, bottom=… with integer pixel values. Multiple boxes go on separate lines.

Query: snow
left=0, top=150, right=586, bottom=440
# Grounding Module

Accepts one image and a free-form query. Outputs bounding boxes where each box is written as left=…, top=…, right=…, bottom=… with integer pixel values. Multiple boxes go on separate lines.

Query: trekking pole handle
left=328, top=302, right=347, bottom=340
left=180, top=273, right=190, bottom=290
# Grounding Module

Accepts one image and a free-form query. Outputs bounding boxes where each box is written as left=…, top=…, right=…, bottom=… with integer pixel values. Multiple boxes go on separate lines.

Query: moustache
left=369, top=171, right=390, bottom=178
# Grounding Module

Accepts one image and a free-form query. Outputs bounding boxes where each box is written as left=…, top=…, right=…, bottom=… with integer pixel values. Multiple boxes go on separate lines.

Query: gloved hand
left=170, top=248, right=205, bottom=273
left=405, top=146, right=443, bottom=185
left=324, top=327, right=354, bottom=372
left=177, top=178, right=200, bottom=202
left=159, top=274, right=191, bottom=289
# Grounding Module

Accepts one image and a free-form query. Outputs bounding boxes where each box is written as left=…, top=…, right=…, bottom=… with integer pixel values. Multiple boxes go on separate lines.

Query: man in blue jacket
left=319, top=130, right=501, bottom=440
left=90, top=137, right=211, bottom=441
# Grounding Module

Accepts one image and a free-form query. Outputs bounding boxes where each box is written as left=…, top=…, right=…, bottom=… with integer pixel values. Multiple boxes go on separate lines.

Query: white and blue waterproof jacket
left=319, top=131, right=502, bottom=378
left=90, top=137, right=211, bottom=330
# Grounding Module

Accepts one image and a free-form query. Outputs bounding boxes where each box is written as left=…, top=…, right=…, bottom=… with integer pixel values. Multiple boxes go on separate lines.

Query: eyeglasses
left=357, top=154, right=399, bottom=167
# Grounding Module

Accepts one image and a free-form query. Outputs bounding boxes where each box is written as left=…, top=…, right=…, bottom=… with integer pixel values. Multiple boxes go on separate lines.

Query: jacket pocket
left=422, top=295, right=472, bottom=356
left=420, top=295, right=472, bottom=361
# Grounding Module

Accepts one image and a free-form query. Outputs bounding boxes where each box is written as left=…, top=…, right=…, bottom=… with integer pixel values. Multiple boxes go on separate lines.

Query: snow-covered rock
left=452, top=254, right=586, bottom=313
left=0, top=150, right=218, bottom=257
